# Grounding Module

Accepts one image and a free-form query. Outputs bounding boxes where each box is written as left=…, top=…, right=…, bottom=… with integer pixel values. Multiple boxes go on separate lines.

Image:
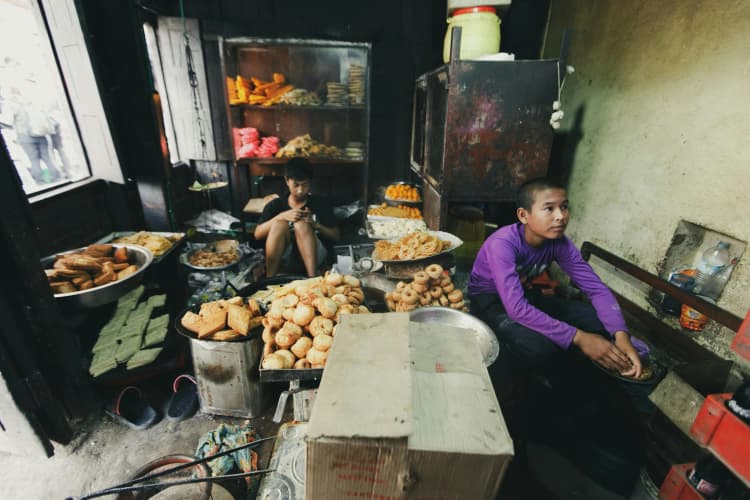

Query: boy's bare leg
left=294, top=221, right=318, bottom=277
left=265, top=220, right=291, bottom=277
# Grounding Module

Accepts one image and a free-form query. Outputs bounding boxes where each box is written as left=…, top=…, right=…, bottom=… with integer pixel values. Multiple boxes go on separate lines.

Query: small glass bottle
left=687, top=456, right=731, bottom=498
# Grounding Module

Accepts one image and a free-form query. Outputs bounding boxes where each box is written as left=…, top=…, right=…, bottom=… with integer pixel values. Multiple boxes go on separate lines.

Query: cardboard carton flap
left=307, top=313, right=412, bottom=440
left=409, top=323, right=514, bottom=456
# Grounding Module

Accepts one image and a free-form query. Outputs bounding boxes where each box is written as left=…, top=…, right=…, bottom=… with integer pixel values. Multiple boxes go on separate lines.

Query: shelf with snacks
left=219, top=37, right=371, bottom=208
left=230, top=103, right=366, bottom=111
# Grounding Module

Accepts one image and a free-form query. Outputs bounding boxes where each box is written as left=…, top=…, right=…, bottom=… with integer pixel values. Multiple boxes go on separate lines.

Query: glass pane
left=0, top=0, right=89, bottom=194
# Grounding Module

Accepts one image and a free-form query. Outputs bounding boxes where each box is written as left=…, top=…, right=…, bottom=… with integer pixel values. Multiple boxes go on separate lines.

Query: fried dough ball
left=309, top=316, right=334, bottom=337
left=330, top=293, right=349, bottom=306
left=262, top=326, right=275, bottom=345
left=314, top=297, right=338, bottom=319
left=262, top=354, right=285, bottom=370
left=282, top=307, right=296, bottom=321
left=293, top=303, right=316, bottom=326
left=274, top=349, right=295, bottom=368
left=294, top=359, right=311, bottom=369
left=324, top=272, right=343, bottom=286
left=313, top=334, right=333, bottom=351
left=291, top=336, right=313, bottom=358
left=343, top=275, right=360, bottom=288
left=306, top=347, right=328, bottom=365
left=448, top=289, right=463, bottom=303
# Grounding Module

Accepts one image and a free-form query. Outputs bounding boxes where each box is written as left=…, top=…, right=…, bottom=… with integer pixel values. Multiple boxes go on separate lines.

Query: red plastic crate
left=730, top=308, right=750, bottom=361
left=658, top=463, right=702, bottom=500
left=689, top=393, right=750, bottom=487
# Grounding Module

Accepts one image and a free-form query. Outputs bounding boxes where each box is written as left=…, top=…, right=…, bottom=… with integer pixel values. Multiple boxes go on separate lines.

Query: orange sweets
left=368, top=203, right=422, bottom=219
left=385, top=184, right=420, bottom=201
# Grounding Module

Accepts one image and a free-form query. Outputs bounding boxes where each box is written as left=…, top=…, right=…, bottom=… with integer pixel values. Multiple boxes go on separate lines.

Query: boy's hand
left=613, top=331, right=642, bottom=378
left=572, top=330, right=632, bottom=373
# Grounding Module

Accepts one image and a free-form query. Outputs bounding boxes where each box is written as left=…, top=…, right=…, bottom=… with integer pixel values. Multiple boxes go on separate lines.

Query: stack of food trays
left=367, top=183, right=424, bottom=240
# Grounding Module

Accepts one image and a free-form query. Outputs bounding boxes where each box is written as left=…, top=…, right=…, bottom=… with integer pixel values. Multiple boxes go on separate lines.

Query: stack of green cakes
left=89, top=286, right=171, bottom=377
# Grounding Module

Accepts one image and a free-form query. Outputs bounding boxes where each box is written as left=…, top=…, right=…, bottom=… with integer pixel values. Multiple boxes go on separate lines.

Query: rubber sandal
left=166, top=374, right=199, bottom=422
left=105, top=386, right=159, bottom=430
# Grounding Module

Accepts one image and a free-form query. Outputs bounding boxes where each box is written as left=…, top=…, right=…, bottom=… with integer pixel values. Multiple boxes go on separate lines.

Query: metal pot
left=41, top=244, right=153, bottom=309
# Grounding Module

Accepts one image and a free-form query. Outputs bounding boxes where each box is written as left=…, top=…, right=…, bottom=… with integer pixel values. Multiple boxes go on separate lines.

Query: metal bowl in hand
left=409, top=307, right=499, bottom=366
left=41, top=244, right=153, bottom=309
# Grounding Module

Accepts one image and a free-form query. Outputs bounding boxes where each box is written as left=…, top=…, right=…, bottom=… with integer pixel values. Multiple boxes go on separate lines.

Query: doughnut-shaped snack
left=401, top=288, right=419, bottom=305
left=448, top=289, right=463, bottom=303
left=413, top=271, right=429, bottom=284
left=425, top=264, right=443, bottom=280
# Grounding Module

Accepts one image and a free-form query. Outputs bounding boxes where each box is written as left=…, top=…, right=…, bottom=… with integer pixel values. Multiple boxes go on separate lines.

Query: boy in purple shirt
left=469, top=178, right=649, bottom=378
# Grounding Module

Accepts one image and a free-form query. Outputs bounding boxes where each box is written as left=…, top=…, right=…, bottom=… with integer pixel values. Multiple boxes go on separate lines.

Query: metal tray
left=96, top=231, right=185, bottom=263
left=365, top=218, right=427, bottom=240
left=409, top=307, right=500, bottom=366
left=372, top=230, right=464, bottom=263
left=182, top=246, right=243, bottom=271
left=383, top=181, right=422, bottom=203
left=41, top=244, right=153, bottom=309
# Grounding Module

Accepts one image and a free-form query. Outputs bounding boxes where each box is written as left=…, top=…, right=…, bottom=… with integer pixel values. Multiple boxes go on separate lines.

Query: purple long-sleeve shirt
left=469, top=223, right=629, bottom=349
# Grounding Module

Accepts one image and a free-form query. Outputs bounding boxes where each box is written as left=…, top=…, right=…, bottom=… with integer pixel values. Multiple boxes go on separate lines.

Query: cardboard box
left=306, top=313, right=513, bottom=500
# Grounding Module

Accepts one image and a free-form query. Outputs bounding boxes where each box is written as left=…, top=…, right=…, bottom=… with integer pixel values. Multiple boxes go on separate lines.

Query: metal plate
left=41, top=244, right=153, bottom=309
left=97, top=231, right=185, bottom=263
left=257, top=422, right=307, bottom=500
left=182, top=247, right=242, bottom=271
left=591, top=359, right=665, bottom=386
left=372, top=230, right=464, bottom=263
left=409, top=307, right=499, bottom=366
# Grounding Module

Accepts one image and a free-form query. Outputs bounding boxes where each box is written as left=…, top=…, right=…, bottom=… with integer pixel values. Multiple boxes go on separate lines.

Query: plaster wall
left=542, top=0, right=750, bottom=362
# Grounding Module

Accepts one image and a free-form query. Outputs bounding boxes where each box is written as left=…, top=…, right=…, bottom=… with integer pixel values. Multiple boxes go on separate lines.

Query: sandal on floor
left=166, top=374, right=199, bottom=422
left=105, top=386, right=159, bottom=430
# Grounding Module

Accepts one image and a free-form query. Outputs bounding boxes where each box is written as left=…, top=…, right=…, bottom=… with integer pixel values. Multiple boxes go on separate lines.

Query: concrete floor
left=0, top=401, right=658, bottom=500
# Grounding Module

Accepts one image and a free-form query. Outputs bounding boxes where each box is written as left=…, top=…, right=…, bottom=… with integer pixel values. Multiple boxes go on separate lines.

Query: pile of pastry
left=45, top=244, right=140, bottom=295
left=260, top=274, right=370, bottom=370
left=385, top=264, right=467, bottom=312
left=180, top=296, right=264, bottom=341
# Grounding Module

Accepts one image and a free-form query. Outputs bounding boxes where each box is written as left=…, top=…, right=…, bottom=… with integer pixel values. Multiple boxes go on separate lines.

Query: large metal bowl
left=409, top=307, right=500, bottom=366
left=41, top=244, right=153, bottom=309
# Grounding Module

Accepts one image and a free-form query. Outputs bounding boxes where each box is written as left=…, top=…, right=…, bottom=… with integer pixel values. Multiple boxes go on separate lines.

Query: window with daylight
left=0, top=0, right=90, bottom=194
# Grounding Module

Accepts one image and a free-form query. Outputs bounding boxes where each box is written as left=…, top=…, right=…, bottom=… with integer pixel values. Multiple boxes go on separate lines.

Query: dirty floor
left=0, top=404, right=657, bottom=499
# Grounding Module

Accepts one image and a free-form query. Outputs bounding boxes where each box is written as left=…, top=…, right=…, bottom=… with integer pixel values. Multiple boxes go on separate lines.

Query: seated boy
left=469, top=177, right=649, bottom=382
left=254, top=158, right=340, bottom=277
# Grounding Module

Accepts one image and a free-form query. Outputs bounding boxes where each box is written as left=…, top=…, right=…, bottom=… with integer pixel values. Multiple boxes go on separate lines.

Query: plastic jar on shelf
left=443, top=6, right=501, bottom=63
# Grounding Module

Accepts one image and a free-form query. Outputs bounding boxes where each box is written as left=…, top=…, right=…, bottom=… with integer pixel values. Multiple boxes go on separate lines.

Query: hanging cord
left=180, top=0, right=209, bottom=160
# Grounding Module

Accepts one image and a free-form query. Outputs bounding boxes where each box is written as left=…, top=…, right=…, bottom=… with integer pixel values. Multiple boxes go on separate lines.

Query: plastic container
left=680, top=295, right=714, bottom=332
left=698, top=241, right=731, bottom=276
left=443, top=6, right=501, bottom=63
left=447, top=205, right=485, bottom=264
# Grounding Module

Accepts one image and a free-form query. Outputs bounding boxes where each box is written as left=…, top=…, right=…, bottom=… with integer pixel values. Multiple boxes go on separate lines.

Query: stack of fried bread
left=46, top=244, right=140, bottom=295
left=180, top=296, right=264, bottom=341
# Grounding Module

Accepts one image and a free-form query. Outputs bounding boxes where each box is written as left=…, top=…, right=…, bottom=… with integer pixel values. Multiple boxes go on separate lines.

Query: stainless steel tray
left=41, top=244, right=153, bottom=309
left=409, top=307, right=499, bottom=366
